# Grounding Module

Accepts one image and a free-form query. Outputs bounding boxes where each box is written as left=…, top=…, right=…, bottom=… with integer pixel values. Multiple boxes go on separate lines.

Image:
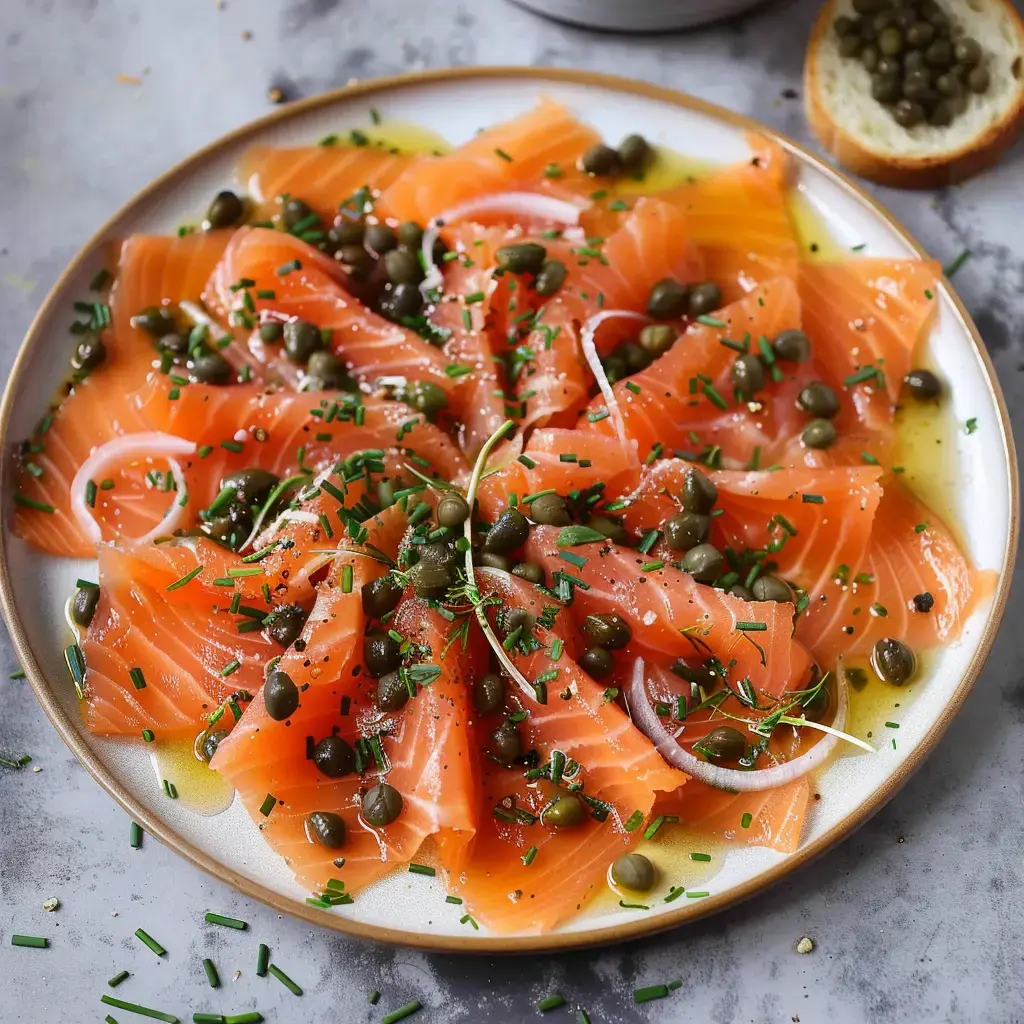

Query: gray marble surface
left=2, top=1, right=1023, bottom=1021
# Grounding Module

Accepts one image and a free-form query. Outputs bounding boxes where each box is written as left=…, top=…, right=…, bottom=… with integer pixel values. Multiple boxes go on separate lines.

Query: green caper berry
left=488, top=719, right=521, bottom=765
left=221, top=467, right=279, bottom=506
left=906, top=21, right=935, bottom=48
left=839, top=34, right=864, bottom=57
left=474, top=672, right=505, bottom=714
left=534, top=260, right=568, bottom=297
left=687, top=282, right=723, bottom=317
left=377, top=670, right=410, bottom=712
left=259, top=321, right=284, bottom=343
left=772, top=329, right=811, bottom=363
left=801, top=682, right=831, bottom=723
left=647, top=278, right=690, bottom=319
left=484, top=508, right=530, bottom=555
left=362, top=783, right=403, bottom=826
left=190, top=352, right=232, bottom=385
left=801, top=418, right=838, bottom=449
left=496, top=242, right=547, bottom=275
left=436, top=492, right=470, bottom=528
left=408, top=560, right=455, bottom=599
left=72, top=585, right=100, bottom=628
left=860, top=44, right=881, bottom=72
left=499, top=607, right=533, bottom=641
left=72, top=336, right=107, bottom=372
left=680, top=543, right=724, bottom=584
left=528, top=493, right=571, bottom=526
left=731, top=354, right=765, bottom=399
left=925, top=38, right=954, bottom=70
left=544, top=793, right=585, bottom=828
left=617, top=133, right=652, bottom=172
left=267, top=604, right=308, bottom=648
left=610, top=852, right=656, bottom=891
left=619, top=341, right=652, bottom=373
left=364, top=631, right=402, bottom=679
left=207, top=190, right=245, bottom=229
left=582, top=613, right=631, bottom=651
left=305, top=349, right=353, bottom=391
left=580, top=143, right=620, bottom=176
left=312, top=735, right=356, bottom=778
left=797, top=381, right=840, bottom=419
left=698, top=725, right=747, bottom=760
left=307, top=811, right=346, bottom=848
left=878, top=26, right=904, bottom=57
left=638, top=324, right=676, bottom=356
left=579, top=646, right=613, bottom=679
left=479, top=552, right=512, bottom=571
left=380, top=282, right=423, bottom=323
left=904, top=368, right=942, bottom=401
left=282, top=197, right=313, bottom=230
left=872, top=73, right=903, bottom=104
left=264, top=669, right=299, bottom=721
left=133, top=306, right=177, bottom=338
left=396, top=221, right=424, bottom=249
left=383, top=247, right=424, bottom=286
left=954, top=38, right=982, bottom=67
left=587, top=514, right=629, bottom=545
left=967, top=64, right=990, bottom=93
left=337, top=243, right=374, bottom=279
left=361, top=575, right=404, bottom=619
left=935, top=71, right=963, bottom=97
left=681, top=468, right=717, bottom=514
left=403, top=379, right=448, bottom=417
left=751, top=575, right=792, bottom=603
left=283, top=319, right=324, bottom=363
left=664, top=512, right=710, bottom=552
left=364, top=223, right=397, bottom=255
left=328, top=219, right=365, bottom=247
left=833, top=15, right=857, bottom=36
left=871, top=637, right=917, bottom=685
left=728, top=584, right=756, bottom=602
left=511, top=562, right=545, bottom=584
left=929, top=101, right=954, bottom=127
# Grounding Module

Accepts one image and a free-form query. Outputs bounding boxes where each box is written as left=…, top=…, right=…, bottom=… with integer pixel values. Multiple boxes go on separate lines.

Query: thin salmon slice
left=82, top=542, right=278, bottom=738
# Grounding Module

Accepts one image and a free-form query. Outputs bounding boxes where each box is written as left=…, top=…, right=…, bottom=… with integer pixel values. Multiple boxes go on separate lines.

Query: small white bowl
left=508, top=0, right=768, bottom=31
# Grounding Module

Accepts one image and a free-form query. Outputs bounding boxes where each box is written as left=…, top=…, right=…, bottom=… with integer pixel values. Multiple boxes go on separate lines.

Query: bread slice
left=805, top=0, right=1024, bottom=189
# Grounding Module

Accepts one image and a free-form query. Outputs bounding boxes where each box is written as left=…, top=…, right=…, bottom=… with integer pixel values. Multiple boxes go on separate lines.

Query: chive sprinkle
left=696, top=315, right=727, bottom=328
left=135, top=928, right=166, bottom=957
left=108, top=970, right=130, bottom=988
left=13, top=492, right=55, bottom=514
left=256, top=943, right=270, bottom=977
left=267, top=963, right=302, bottom=996
left=130, top=822, right=143, bottom=849
left=538, top=995, right=567, bottom=1011
left=369, top=991, right=381, bottom=1005
left=100, top=995, right=180, bottom=1023
left=192, top=1014, right=226, bottom=1024
left=11, top=934, right=48, bottom=948
left=686, top=890, right=709, bottom=898
left=224, top=1014, right=264, bottom=1024
left=381, top=1000, right=422, bottom=1024
left=408, top=863, right=436, bottom=877
left=689, top=852, right=711, bottom=862
left=445, top=895, right=463, bottom=904
left=943, top=248, right=971, bottom=278
left=86, top=478, right=98, bottom=508
left=634, top=985, right=669, bottom=1004
left=202, top=958, right=220, bottom=988
left=735, top=621, right=767, bottom=631
left=129, top=667, right=147, bottom=691
left=204, top=912, right=247, bottom=930
left=259, top=793, right=276, bottom=817
left=624, top=810, right=644, bottom=832
left=276, top=258, right=302, bottom=276
left=741, top=812, right=753, bottom=828
left=521, top=845, right=538, bottom=866
left=166, top=565, right=203, bottom=591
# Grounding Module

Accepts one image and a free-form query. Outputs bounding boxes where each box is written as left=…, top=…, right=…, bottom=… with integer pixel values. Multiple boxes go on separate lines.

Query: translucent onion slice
left=420, top=192, right=584, bottom=296
left=70, top=433, right=196, bottom=546
left=626, top=656, right=848, bottom=792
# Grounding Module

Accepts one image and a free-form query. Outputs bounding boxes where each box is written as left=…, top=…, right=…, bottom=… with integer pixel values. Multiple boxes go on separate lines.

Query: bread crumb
left=116, top=74, right=142, bottom=86
left=267, top=86, right=287, bottom=105
left=42, top=897, right=60, bottom=912
left=241, top=29, right=252, bottom=40
left=796, top=936, right=814, bottom=954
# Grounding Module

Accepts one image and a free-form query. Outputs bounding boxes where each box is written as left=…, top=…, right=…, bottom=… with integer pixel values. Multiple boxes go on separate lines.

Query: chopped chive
left=382, top=1001, right=422, bottom=1024
left=689, top=852, right=711, bottom=862
left=521, top=845, right=538, bottom=866
left=460, top=914, right=480, bottom=930
left=134, top=928, right=166, bottom=957
left=276, top=258, right=302, bottom=276
left=11, top=934, right=48, bottom=948
left=861, top=452, right=880, bottom=466
left=100, top=995, right=180, bottom=1023
left=220, top=660, right=240, bottom=677
left=624, top=810, right=644, bottom=832
left=267, top=963, right=302, bottom=996
left=943, top=248, right=971, bottom=278
left=202, top=957, right=220, bottom=988
left=85, top=478, right=98, bottom=508
left=518, top=454, right=537, bottom=469
left=369, top=991, right=381, bottom=1005
left=256, top=943, right=270, bottom=977
left=220, top=440, right=244, bottom=454
left=13, top=492, right=55, bottom=514
left=741, top=812, right=753, bottom=828
left=408, top=863, right=436, bottom=877
left=801, top=493, right=825, bottom=504
left=204, top=912, right=247, bottom=930
left=885, top=721, right=900, bottom=729
left=341, top=563, right=353, bottom=593
left=538, top=995, right=567, bottom=1011
left=686, top=890, right=709, bottom=898
left=224, top=1014, right=263, bottom=1024
left=643, top=814, right=677, bottom=840
left=64, top=643, right=86, bottom=698
left=965, top=417, right=978, bottom=435
left=166, top=565, right=203, bottom=591
left=634, top=985, right=669, bottom=1004
left=445, top=895, right=464, bottom=904
left=197, top=445, right=214, bottom=459
left=735, top=621, right=767, bottom=631
left=696, top=315, right=726, bottom=328
left=227, top=566, right=262, bottom=577
left=844, top=365, right=882, bottom=387
left=129, top=667, right=147, bottom=691
left=108, top=970, right=130, bottom=987
left=130, top=822, right=143, bottom=849
left=663, top=886, right=685, bottom=903
left=192, top=1015, right=226, bottom=1024
left=259, top=793, right=276, bottom=817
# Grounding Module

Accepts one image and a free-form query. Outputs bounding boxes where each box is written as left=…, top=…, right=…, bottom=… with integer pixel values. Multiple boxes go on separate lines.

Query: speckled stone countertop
left=2, top=1, right=1023, bottom=1021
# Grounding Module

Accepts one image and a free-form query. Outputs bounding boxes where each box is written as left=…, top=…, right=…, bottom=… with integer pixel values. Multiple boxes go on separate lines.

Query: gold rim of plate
left=0, top=66, right=1017, bottom=954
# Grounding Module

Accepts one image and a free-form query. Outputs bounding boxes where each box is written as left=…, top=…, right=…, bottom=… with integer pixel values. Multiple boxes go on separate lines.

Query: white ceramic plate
left=0, top=69, right=1016, bottom=952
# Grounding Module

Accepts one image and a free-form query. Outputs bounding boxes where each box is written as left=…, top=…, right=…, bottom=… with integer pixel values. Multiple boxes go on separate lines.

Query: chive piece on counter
left=943, top=248, right=971, bottom=278
left=445, top=895, right=463, bottom=904
left=130, top=822, right=143, bottom=849
left=11, top=934, right=48, bottom=948
left=224, top=1014, right=264, bottom=1024
left=408, top=863, right=435, bottom=877
left=105, top=1016, right=118, bottom=1024
left=202, top=957, right=220, bottom=988
left=369, top=991, right=381, bottom=1006
left=267, top=963, right=302, bottom=996
left=577, top=1011, right=592, bottom=1024
left=204, top=912, right=248, bottom=930
left=100, top=994, right=180, bottom=1023
left=689, top=852, right=711, bottom=862
left=192, top=1014, right=226, bottom=1024
left=108, top=970, right=130, bottom=988
left=135, top=928, right=166, bottom=957
left=256, top=942, right=269, bottom=977
left=381, top=1000, right=422, bottom=1024
left=538, top=994, right=567, bottom=1011
left=634, top=985, right=669, bottom=1004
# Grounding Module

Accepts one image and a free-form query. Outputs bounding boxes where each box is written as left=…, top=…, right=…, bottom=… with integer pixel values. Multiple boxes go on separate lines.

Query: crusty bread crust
left=805, top=0, right=1024, bottom=189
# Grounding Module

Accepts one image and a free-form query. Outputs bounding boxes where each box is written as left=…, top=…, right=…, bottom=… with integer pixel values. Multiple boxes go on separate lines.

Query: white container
left=508, top=0, right=767, bottom=31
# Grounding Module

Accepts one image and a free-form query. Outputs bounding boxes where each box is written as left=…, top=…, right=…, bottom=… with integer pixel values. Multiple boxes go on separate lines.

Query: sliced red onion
left=70, top=433, right=196, bottom=546
left=420, top=192, right=584, bottom=296
left=580, top=310, right=649, bottom=455
left=626, top=656, right=848, bottom=792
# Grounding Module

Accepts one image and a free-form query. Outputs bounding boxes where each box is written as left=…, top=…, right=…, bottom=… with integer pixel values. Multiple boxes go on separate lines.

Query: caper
left=680, top=543, right=724, bottom=584
left=396, top=221, right=424, bottom=249
left=906, top=21, right=935, bottom=48
left=361, top=575, right=404, bottom=618
left=617, top=133, right=651, bottom=173
left=383, top=247, right=424, bottom=286
left=852, top=0, right=885, bottom=15
left=935, top=71, right=963, bottom=97
left=797, top=381, right=840, bottom=419
left=681, top=468, right=717, bottom=514
left=200, top=728, right=229, bottom=762
left=408, top=560, right=455, bottom=599
left=364, top=630, right=402, bottom=678
left=729, top=584, right=755, bottom=602
left=834, top=15, right=857, bottom=36
left=602, top=352, right=628, bottom=385
left=664, top=512, right=710, bottom=552
left=697, top=725, right=747, bottom=760
left=580, top=143, right=620, bottom=176
left=638, top=324, right=675, bottom=356
left=207, top=190, right=245, bottom=229
left=307, top=811, right=346, bottom=848
left=381, top=282, right=424, bottom=324
left=534, top=260, right=567, bottom=297
left=484, top=507, right=530, bottom=555
left=876, top=56, right=902, bottom=77
left=582, top=613, right=632, bottom=651
left=872, top=73, right=903, bottom=104
left=377, top=670, right=410, bottom=712
left=528, top=493, right=571, bottom=527
left=420, top=538, right=459, bottom=569
left=954, top=37, right=982, bottom=67
left=892, top=97, right=927, bottom=125
left=902, top=50, right=927, bottom=74
left=967, top=64, right=990, bottom=94
left=924, top=38, right=953, bottom=71
left=903, top=69, right=936, bottom=102
left=772, top=328, right=811, bottom=363
left=801, top=682, right=831, bottom=723
left=929, top=100, right=954, bottom=127
left=511, top=562, right=545, bottom=584
left=878, top=26, right=903, bottom=57
left=871, top=637, right=917, bottom=685
left=264, top=669, right=299, bottom=721
left=203, top=502, right=252, bottom=549
left=436, top=492, right=470, bottom=528
left=362, top=782, right=403, bottom=826
left=133, top=306, right=177, bottom=338
left=72, top=585, right=100, bottom=627
left=337, top=243, right=374, bottom=279
left=687, top=281, right=723, bottom=317
left=364, top=223, right=397, bottom=255
left=221, top=467, right=279, bottom=506
left=488, top=719, right=521, bottom=765
left=305, top=349, right=353, bottom=391
left=72, top=336, right=107, bottom=372
left=313, top=735, right=356, bottom=778
left=267, top=604, right=308, bottom=647
left=610, top=852, right=656, bottom=891
left=751, top=575, right=792, bottom=603
left=588, top=514, right=629, bottom=545
left=543, top=794, right=585, bottom=828
left=259, top=321, right=284, bottom=343
left=328, top=219, right=366, bottom=247
left=913, top=591, right=935, bottom=613
left=282, top=197, right=313, bottom=230
left=731, top=354, right=765, bottom=399
left=190, top=351, right=232, bottom=385
left=579, top=646, right=613, bottom=679
left=647, top=278, right=690, bottom=319
left=839, top=34, right=864, bottom=58
left=283, top=319, right=324, bottom=363
left=474, top=672, right=505, bottom=714
left=397, top=380, right=445, bottom=418
left=497, top=242, right=547, bottom=275
left=499, top=607, right=533, bottom=640
left=801, top=418, right=838, bottom=449
left=479, top=552, right=512, bottom=571
left=619, top=342, right=652, bottom=373
left=860, top=44, right=881, bottom=72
